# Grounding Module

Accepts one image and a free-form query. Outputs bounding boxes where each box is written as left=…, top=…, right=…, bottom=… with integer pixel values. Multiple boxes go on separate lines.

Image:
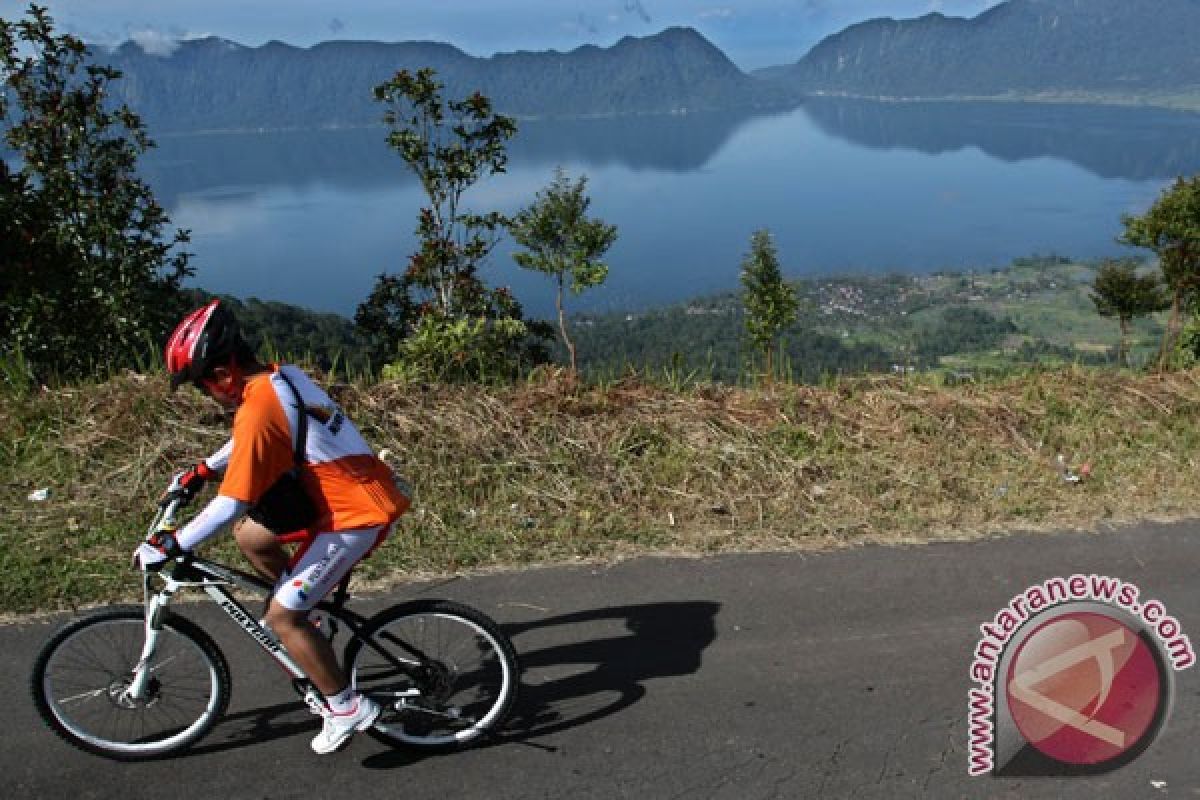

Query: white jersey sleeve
left=176, top=494, right=251, bottom=551
left=204, top=439, right=234, bottom=474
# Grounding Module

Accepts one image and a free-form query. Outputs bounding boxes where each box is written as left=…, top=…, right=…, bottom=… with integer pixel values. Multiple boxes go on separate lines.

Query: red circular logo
left=1005, top=611, right=1165, bottom=766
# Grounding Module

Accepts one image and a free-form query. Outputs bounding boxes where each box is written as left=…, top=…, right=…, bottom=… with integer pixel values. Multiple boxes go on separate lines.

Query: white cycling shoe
left=311, top=694, right=381, bottom=755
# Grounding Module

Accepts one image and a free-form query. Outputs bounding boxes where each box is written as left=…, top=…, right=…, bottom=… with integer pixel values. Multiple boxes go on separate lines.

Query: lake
left=139, top=98, right=1200, bottom=320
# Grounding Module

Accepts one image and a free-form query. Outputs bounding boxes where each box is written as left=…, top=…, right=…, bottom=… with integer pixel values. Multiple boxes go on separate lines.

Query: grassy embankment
left=4, top=365, right=1200, bottom=615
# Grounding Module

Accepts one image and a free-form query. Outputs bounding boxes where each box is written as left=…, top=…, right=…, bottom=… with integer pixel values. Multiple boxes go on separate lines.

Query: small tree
left=740, top=229, right=798, bottom=384
left=1, top=4, right=191, bottom=382
left=374, top=68, right=515, bottom=320
left=1121, top=175, right=1200, bottom=367
left=509, top=167, right=618, bottom=376
left=355, top=68, right=549, bottom=381
left=1089, top=259, right=1170, bottom=366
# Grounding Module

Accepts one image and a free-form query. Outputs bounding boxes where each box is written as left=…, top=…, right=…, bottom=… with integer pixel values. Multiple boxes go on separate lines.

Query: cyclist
left=133, top=299, right=411, bottom=754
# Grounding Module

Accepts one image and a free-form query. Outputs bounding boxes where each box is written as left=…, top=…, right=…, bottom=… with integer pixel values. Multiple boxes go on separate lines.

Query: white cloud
left=698, top=8, right=735, bottom=20
left=130, top=28, right=182, bottom=56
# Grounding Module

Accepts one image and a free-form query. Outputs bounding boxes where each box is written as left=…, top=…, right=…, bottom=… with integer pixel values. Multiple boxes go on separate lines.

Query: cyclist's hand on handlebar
left=161, top=462, right=215, bottom=506
left=132, top=530, right=185, bottom=571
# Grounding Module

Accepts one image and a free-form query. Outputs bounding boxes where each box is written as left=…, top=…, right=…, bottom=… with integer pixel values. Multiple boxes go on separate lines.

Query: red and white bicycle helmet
left=164, top=299, right=245, bottom=390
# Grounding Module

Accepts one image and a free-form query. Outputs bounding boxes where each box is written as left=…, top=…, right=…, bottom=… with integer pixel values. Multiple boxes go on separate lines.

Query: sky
left=3, top=0, right=1003, bottom=70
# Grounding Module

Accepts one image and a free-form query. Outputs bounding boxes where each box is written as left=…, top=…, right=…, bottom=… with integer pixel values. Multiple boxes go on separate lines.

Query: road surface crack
left=817, top=737, right=851, bottom=796
left=924, top=718, right=959, bottom=791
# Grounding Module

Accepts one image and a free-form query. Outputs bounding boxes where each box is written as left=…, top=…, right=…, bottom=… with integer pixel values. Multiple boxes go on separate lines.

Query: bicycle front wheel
left=345, top=599, right=519, bottom=750
left=31, top=606, right=230, bottom=760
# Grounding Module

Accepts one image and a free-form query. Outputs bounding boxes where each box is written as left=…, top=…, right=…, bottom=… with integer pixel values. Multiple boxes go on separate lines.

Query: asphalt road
left=7, top=521, right=1200, bottom=799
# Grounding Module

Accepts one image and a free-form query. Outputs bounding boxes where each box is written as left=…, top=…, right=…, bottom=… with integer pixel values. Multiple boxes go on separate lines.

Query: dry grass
left=5, top=366, right=1200, bottom=613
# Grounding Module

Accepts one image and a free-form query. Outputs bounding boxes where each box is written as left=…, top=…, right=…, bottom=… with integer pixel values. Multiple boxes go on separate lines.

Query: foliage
left=354, top=271, right=417, bottom=367
left=178, top=290, right=368, bottom=375
left=1174, top=318, right=1200, bottom=369
left=379, top=314, right=536, bottom=384
left=740, top=230, right=799, bottom=382
left=355, top=67, right=549, bottom=379
left=571, top=302, right=893, bottom=385
left=509, top=167, right=618, bottom=375
left=1121, top=175, right=1200, bottom=365
left=910, top=306, right=1017, bottom=359
left=570, top=263, right=1115, bottom=383
left=0, top=4, right=191, bottom=383
left=1089, top=259, right=1170, bottom=366
left=12, top=367, right=1200, bottom=612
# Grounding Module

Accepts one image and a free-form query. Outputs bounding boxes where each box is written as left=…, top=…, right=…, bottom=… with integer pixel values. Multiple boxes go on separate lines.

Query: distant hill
left=800, top=97, right=1200, bottom=182
left=97, top=27, right=795, bottom=133
left=760, top=0, right=1200, bottom=100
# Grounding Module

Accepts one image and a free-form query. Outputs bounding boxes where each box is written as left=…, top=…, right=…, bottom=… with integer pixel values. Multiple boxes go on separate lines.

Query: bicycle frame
left=34, top=488, right=518, bottom=760
left=131, top=557, right=307, bottom=699
left=126, top=494, right=420, bottom=709
left=127, top=496, right=307, bottom=698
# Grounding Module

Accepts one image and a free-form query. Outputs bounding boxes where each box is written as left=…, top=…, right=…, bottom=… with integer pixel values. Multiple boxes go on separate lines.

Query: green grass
left=6, top=366, right=1200, bottom=614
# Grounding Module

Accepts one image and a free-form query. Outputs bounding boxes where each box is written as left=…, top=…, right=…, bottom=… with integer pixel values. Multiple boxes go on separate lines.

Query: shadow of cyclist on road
left=360, top=600, right=719, bottom=769
left=503, top=601, right=721, bottom=741
left=181, top=599, right=719, bottom=763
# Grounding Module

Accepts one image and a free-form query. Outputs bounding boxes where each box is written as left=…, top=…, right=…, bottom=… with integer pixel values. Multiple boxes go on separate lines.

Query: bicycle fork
left=126, top=572, right=312, bottom=702
left=124, top=575, right=176, bottom=705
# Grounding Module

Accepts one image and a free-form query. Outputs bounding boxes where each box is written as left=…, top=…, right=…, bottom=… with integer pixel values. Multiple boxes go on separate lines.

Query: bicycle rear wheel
left=345, top=599, right=518, bottom=750
left=31, top=606, right=230, bottom=760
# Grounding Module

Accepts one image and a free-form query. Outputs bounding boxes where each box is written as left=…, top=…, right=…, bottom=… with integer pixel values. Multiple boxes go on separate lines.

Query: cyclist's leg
left=233, top=516, right=289, bottom=583
left=266, top=606, right=344, bottom=694
left=263, top=527, right=383, bottom=695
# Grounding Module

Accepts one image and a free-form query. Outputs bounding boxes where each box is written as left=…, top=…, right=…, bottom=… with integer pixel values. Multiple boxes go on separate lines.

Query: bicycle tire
left=31, top=606, right=231, bottom=761
left=345, top=599, right=519, bottom=750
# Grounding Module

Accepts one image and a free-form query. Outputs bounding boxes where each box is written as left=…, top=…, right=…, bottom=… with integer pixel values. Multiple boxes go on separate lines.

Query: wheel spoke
left=348, top=603, right=517, bottom=749
left=56, top=687, right=110, bottom=705
left=33, top=610, right=229, bottom=759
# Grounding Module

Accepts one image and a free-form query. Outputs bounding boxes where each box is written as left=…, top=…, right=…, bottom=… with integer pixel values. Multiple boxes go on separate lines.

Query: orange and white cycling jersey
left=208, top=365, right=409, bottom=531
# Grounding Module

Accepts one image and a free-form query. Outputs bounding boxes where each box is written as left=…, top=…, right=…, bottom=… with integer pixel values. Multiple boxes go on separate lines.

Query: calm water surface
left=140, top=99, right=1200, bottom=319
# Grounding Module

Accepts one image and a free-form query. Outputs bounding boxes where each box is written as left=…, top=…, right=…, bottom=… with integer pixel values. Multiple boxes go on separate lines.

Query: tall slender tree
left=740, top=229, right=798, bottom=384
left=1121, top=175, right=1200, bottom=367
left=355, top=67, right=549, bottom=380
left=509, top=167, right=618, bottom=376
left=1, top=4, right=191, bottom=382
left=1089, top=259, right=1170, bottom=366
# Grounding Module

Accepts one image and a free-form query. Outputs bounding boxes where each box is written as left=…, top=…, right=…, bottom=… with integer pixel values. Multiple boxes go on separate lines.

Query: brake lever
left=157, top=473, right=188, bottom=509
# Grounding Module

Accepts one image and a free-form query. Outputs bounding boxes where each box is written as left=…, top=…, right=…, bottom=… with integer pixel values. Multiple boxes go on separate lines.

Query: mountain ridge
left=98, top=26, right=796, bottom=133
left=93, top=3, right=1200, bottom=135
left=762, top=0, right=1200, bottom=99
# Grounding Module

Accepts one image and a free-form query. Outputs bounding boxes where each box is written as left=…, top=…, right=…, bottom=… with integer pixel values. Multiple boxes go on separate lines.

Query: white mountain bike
left=30, top=493, right=520, bottom=760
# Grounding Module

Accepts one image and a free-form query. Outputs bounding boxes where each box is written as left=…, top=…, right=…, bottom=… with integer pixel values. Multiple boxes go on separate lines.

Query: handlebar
left=142, top=486, right=189, bottom=573
left=147, top=495, right=186, bottom=536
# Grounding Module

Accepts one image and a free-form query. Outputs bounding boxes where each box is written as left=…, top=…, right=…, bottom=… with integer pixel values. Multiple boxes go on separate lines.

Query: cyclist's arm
left=177, top=385, right=291, bottom=550
left=203, top=438, right=234, bottom=475
left=176, top=494, right=250, bottom=550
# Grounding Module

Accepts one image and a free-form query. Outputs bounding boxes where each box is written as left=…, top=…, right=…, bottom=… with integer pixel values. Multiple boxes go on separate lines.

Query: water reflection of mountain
left=140, top=109, right=768, bottom=205
left=801, top=97, right=1200, bottom=182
